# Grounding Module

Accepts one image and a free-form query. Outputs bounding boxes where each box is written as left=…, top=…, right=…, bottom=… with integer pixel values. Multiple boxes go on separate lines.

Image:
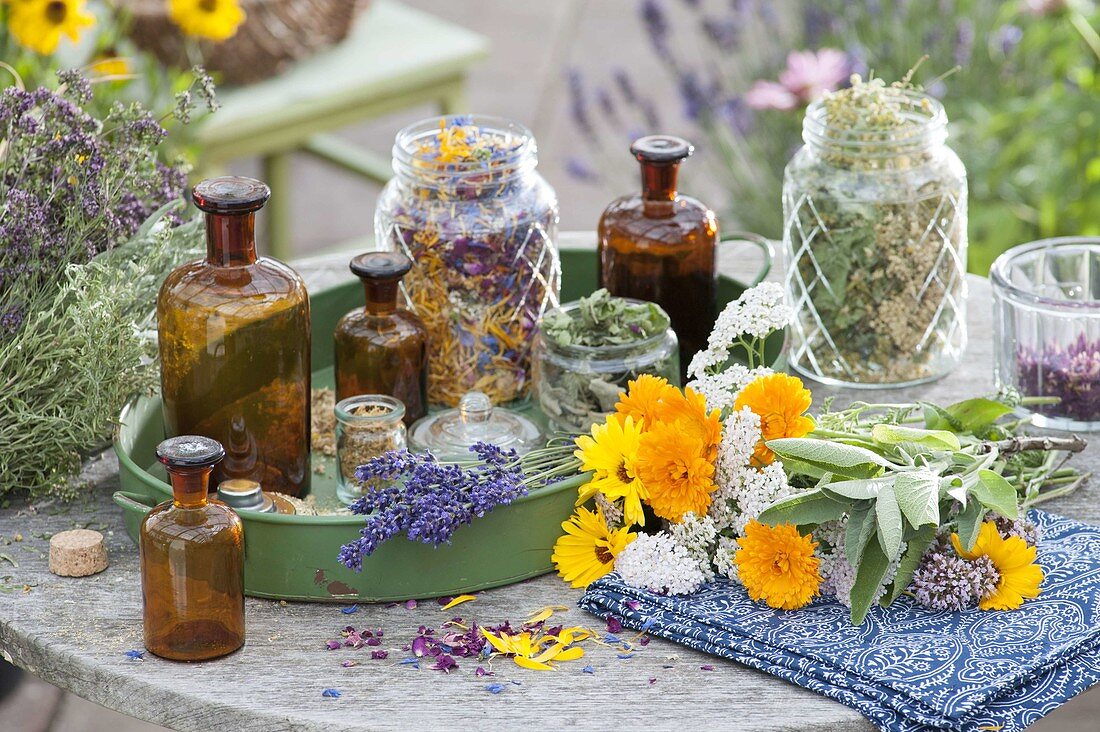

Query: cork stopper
left=49, top=529, right=109, bottom=578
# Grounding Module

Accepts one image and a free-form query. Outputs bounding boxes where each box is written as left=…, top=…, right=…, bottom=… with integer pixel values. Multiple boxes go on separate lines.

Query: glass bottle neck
left=206, top=212, right=258, bottom=267
left=362, top=279, right=400, bottom=315
left=640, top=161, right=679, bottom=217
left=168, top=467, right=211, bottom=508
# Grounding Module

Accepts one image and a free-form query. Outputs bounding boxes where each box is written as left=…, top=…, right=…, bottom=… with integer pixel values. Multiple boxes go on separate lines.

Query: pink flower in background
left=746, top=49, right=850, bottom=111
left=1022, top=0, right=1067, bottom=16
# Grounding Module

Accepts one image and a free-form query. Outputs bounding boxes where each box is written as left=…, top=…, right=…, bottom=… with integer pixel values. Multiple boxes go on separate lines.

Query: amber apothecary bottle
left=141, top=436, right=244, bottom=661
left=334, top=251, right=428, bottom=424
left=158, top=177, right=311, bottom=497
left=598, top=136, right=720, bottom=373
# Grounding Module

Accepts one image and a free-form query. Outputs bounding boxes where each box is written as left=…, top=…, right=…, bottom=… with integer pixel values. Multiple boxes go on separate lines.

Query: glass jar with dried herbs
left=783, top=75, right=968, bottom=387
left=335, top=395, right=407, bottom=506
left=534, top=290, right=679, bottom=432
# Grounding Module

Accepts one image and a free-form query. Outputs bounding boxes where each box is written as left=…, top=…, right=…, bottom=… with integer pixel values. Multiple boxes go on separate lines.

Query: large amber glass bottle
left=333, top=251, right=428, bottom=424
left=141, top=436, right=244, bottom=661
left=598, top=136, right=719, bottom=373
left=158, top=177, right=311, bottom=496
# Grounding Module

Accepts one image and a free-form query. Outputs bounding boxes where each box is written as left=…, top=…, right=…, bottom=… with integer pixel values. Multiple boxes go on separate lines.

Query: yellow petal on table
left=440, top=594, right=477, bottom=610
left=555, top=646, right=585, bottom=661
left=532, top=643, right=565, bottom=664
left=480, top=629, right=514, bottom=655
left=527, top=608, right=555, bottom=624
left=513, top=656, right=555, bottom=671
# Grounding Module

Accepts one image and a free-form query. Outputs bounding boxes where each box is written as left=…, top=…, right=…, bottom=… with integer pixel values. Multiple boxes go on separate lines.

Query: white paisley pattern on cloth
left=579, top=510, right=1100, bottom=732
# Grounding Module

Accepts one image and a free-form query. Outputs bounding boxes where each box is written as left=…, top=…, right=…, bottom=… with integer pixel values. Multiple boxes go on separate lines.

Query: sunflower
left=636, top=419, right=717, bottom=521
left=574, top=415, right=649, bottom=526
left=551, top=507, right=636, bottom=589
left=613, top=373, right=677, bottom=430
left=7, top=0, right=95, bottom=56
left=733, top=373, right=816, bottom=466
left=952, top=521, right=1043, bottom=611
left=169, top=0, right=246, bottom=42
left=735, top=520, right=822, bottom=610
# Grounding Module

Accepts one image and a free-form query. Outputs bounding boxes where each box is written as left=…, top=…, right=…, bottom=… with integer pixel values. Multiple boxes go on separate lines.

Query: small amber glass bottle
left=334, top=252, right=428, bottom=424
left=141, top=436, right=245, bottom=661
left=598, top=136, right=719, bottom=374
left=158, top=177, right=311, bottom=496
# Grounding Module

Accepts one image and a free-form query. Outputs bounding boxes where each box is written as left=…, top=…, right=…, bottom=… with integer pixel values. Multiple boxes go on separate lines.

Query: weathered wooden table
left=0, top=242, right=1096, bottom=731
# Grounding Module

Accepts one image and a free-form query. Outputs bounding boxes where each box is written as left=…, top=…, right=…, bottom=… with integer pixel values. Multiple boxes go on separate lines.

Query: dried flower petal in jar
left=375, top=115, right=560, bottom=407
left=335, top=395, right=407, bottom=505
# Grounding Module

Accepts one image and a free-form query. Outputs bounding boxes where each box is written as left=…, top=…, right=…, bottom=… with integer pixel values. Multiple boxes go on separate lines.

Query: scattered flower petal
left=582, top=665, right=595, bottom=674
left=700, top=664, right=715, bottom=671
left=321, top=688, right=341, bottom=698
left=486, top=683, right=506, bottom=694
left=441, top=594, right=477, bottom=610
left=371, top=650, right=388, bottom=660
left=475, top=666, right=493, bottom=677
left=606, top=616, right=623, bottom=634
left=341, top=660, right=358, bottom=668
left=404, top=599, right=418, bottom=609
left=340, top=605, right=358, bottom=614
left=124, top=650, right=144, bottom=660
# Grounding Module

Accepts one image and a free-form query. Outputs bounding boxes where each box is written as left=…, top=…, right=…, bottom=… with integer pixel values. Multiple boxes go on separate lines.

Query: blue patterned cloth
left=579, top=510, right=1100, bottom=731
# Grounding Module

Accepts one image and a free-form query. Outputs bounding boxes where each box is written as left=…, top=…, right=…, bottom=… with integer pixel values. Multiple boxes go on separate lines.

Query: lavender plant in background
left=1017, top=334, right=1100, bottom=423
left=564, top=0, right=1100, bottom=271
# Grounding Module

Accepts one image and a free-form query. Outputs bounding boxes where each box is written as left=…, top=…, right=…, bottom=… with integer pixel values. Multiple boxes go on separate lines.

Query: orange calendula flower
left=552, top=507, right=636, bottom=589
left=952, top=521, right=1043, bottom=611
left=733, top=372, right=815, bottom=466
left=636, top=419, right=718, bottom=522
left=735, top=520, right=822, bottom=610
left=613, top=373, right=678, bottom=430
left=653, top=384, right=723, bottom=461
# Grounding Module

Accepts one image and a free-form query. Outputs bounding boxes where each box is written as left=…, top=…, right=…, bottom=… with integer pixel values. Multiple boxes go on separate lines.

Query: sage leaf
left=883, top=525, right=937, bottom=606
left=850, top=538, right=890, bottom=625
left=875, top=483, right=904, bottom=559
left=923, top=397, right=1013, bottom=434
left=956, top=498, right=985, bottom=552
left=821, top=477, right=891, bottom=500
left=973, top=469, right=1020, bottom=520
left=845, top=504, right=876, bottom=567
left=894, top=471, right=941, bottom=528
left=766, top=438, right=895, bottom=480
left=944, top=476, right=968, bottom=506
left=758, top=488, right=846, bottom=527
left=870, top=424, right=961, bottom=451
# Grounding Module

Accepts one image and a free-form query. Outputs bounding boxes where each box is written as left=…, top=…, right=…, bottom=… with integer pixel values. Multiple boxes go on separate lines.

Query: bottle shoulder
left=335, top=309, right=428, bottom=341
left=599, top=195, right=719, bottom=245
left=141, top=500, right=244, bottom=542
left=159, top=258, right=310, bottom=314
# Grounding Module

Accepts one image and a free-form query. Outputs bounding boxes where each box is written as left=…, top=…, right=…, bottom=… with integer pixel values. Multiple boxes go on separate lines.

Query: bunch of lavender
left=0, top=67, right=216, bottom=333
left=0, top=69, right=212, bottom=498
left=338, top=443, right=534, bottom=571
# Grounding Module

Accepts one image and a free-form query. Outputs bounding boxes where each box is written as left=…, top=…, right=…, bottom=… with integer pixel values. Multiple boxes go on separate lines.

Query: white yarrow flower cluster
left=714, top=535, right=740, bottom=581
left=616, top=533, right=711, bottom=595
left=668, top=512, right=718, bottom=581
left=710, top=460, right=794, bottom=536
left=686, top=363, right=770, bottom=414
left=688, top=282, right=792, bottom=381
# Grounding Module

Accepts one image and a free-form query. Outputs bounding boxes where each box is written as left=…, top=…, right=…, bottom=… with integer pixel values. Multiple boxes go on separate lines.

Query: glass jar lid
left=409, top=391, right=542, bottom=461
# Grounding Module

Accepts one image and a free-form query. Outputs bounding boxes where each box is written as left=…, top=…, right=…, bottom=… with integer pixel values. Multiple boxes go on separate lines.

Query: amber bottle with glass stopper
left=334, top=251, right=428, bottom=425
left=158, top=177, right=311, bottom=497
left=141, top=436, right=244, bottom=661
left=598, top=136, right=720, bottom=374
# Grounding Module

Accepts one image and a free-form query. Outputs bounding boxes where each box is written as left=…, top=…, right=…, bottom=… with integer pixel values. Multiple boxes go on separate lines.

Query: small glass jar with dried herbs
left=335, top=395, right=407, bottom=505
left=783, top=78, right=968, bottom=387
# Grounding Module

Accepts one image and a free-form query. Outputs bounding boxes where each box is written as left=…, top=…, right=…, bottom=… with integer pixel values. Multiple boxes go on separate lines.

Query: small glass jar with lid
left=992, top=237, right=1100, bottom=431
left=533, top=298, right=679, bottom=433
left=408, top=391, right=542, bottom=462
left=783, top=88, right=968, bottom=387
left=335, top=395, right=408, bottom=505
left=374, top=115, right=560, bottom=408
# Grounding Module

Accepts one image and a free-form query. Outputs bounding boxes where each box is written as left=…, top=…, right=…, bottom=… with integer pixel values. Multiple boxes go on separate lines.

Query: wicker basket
left=129, top=0, right=369, bottom=86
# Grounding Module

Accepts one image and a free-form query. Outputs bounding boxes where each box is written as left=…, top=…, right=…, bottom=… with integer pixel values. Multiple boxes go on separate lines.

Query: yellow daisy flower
left=551, top=507, right=636, bottom=589
left=735, top=520, right=822, bottom=610
left=7, top=0, right=95, bottom=56
left=733, top=372, right=816, bottom=467
left=636, top=419, right=717, bottom=522
left=169, top=0, right=246, bottom=42
left=952, top=521, right=1044, bottom=611
left=574, top=415, right=649, bottom=527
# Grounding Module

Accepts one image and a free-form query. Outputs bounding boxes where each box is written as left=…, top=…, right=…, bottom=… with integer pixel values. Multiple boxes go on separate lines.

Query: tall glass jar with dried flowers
left=374, top=115, right=560, bottom=407
left=783, top=75, right=968, bottom=387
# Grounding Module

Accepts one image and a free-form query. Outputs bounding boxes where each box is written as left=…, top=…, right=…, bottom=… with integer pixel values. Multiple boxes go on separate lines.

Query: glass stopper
left=458, top=391, right=493, bottom=425
left=156, top=435, right=226, bottom=469
left=193, top=177, right=271, bottom=215
left=350, top=251, right=413, bottom=281
left=630, top=135, right=694, bottom=163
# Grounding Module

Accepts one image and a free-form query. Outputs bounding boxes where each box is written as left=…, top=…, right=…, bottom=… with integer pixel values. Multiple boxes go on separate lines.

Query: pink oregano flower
left=746, top=49, right=850, bottom=111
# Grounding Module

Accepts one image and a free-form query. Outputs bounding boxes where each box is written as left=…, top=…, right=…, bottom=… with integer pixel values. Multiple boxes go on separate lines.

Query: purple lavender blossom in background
left=640, top=0, right=672, bottom=60
left=1017, top=334, right=1100, bottom=423
left=995, top=25, right=1024, bottom=57
left=994, top=516, right=1041, bottom=547
left=954, top=18, right=975, bottom=66
left=911, top=538, right=1000, bottom=612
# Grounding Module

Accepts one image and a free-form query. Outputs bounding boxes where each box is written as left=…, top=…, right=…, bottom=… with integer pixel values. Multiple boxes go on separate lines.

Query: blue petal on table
left=579, top=510, right=1100, bottom=732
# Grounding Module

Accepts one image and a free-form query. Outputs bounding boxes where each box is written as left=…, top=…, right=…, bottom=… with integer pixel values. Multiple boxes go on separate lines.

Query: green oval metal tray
left=112, top=243, right=771, bottom=602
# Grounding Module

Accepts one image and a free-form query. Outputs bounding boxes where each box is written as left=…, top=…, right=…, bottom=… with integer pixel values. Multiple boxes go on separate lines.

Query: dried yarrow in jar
left=374, top=115, right=560, bottom=406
